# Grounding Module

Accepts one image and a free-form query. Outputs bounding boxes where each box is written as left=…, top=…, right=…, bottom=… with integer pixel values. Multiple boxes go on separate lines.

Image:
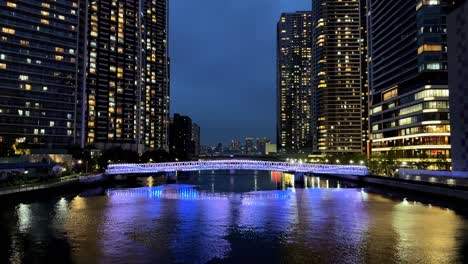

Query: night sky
left=169, top=0, right=311, bottom=146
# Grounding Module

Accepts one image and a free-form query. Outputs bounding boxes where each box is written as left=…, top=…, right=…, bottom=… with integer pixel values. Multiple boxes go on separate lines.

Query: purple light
left=106, top=160, right=368, bottom=176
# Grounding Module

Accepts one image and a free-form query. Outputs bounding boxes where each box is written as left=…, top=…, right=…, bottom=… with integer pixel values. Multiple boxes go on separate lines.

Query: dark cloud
left=170, top=0, right=311, bottom=145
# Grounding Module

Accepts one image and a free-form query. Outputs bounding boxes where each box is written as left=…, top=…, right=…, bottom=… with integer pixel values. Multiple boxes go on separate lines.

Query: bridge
left=106, top=160, right=368, bottom=176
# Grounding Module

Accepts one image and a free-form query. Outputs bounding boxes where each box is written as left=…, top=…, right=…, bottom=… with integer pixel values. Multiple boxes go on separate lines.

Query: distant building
left=265, top=143, right=277, bottom=155
left=312, top=0, right=368, bottom=154
left=229, top=140, right=241, bottom=153
left=214, top=143, right=223, bottom=153
left=256, top=138, right=269, bottom=155
left=368, top=0, right=450, bottom=162
left=277, top=12, right=313, bottom=153
left=244, top=138, right=254, bottom=154
left=191, top=123, right=200, bottom=157
left=0, top=0, right=81, bottom=149
left=169, top=114, right=194, bottom=159
left=448, top=0, right=468, bottom=171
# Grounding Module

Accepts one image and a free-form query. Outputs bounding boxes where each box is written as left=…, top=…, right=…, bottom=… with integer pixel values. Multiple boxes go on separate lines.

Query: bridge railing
left=106, top=160, right=368, bottom=176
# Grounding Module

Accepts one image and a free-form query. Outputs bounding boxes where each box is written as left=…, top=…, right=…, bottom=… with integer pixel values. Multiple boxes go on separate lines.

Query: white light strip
left=372, top=133, right=450, bottom=142
left=106, top=160, right=369, bottom=176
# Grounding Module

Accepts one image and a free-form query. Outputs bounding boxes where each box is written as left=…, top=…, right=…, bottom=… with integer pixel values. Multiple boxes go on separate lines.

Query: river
left=0, top=170, right=467, bottom=263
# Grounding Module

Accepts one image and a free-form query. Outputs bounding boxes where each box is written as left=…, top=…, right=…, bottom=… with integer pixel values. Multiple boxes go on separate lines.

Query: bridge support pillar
left=114, top=174, right=128, bottom=181
left=166, top=171, right=177, bottom=183
left=294, top=172, right=305, bottom=185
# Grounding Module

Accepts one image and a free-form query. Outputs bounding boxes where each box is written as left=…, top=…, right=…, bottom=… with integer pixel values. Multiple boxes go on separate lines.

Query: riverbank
left=0, top=174, right=107, bottom=197
left=325, top=173, right=468, bottom=200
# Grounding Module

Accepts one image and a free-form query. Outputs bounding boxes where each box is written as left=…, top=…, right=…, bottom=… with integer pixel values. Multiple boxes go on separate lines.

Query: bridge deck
left=106, top=160, right=368, bottom=176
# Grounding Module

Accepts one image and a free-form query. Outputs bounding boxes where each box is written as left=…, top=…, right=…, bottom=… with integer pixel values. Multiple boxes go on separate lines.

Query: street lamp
left=349, top=160, right=354, bottom=164
left=360, top=160, right=364, bottom=165
left=336, top=159, right=340, bottom=164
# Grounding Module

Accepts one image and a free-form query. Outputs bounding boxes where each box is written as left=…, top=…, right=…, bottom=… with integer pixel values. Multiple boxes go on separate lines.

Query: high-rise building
left=256, top=137, right=269, bottom=155
left=448, top=0, right=468, bottom=171
left=311, top=0, right=368, bottom=155
left=142, top=0, right=170, bottom=151
left=368, top=0, right=450, bottom=162
left=169, top=113, right=194, bottom=158
left=277, top=12, right=313, bottom=153
left=244, top=138, right=254, bottom=154
left=191, top=123, right=200, bottom=157
left=228, top=140, right=241, bottom=153
left=0, top=0, right=81, bottom=149
left=81, top=0, right=169, bottom=153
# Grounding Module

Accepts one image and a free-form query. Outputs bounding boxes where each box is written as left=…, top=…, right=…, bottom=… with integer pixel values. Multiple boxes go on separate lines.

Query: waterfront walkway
left=0, top=174, right=104, bottom=196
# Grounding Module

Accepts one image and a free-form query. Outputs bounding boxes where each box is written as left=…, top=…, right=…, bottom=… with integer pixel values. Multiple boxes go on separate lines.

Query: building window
left=383, top=88, right=398, bottom=101
left=2, top=27, right=15, bottom=34
left=417, top=44, right=442, bottom=54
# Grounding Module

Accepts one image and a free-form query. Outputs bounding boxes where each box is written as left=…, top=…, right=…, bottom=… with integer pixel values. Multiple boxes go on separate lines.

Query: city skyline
left=170, top=0, right=310, bottom=145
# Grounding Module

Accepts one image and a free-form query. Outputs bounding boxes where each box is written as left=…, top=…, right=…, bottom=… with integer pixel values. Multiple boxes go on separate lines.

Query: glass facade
left=368, top=0, right=450, bottom=161
left=0, top=0, right=80, bottom=149
left=276, top=12, right=313, bottom=153
left=448, top=0, right=468, bottom=171
left=311, top=0, right=368, bottom=154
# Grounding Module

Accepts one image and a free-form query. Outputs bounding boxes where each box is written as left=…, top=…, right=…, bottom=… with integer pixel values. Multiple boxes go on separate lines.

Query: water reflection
left=0, top=170, right=466, bottom=263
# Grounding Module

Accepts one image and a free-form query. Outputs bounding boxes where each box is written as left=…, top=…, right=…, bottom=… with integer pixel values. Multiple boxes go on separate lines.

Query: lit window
left=417, top=44, right=442, bottom=54
left=2, top=27, right=15, bottom=34
left=19, top=75, right=29, bottom=81
left=7, top=2, right=16, bottom=8
left=0, top=63, right=6, bottom=69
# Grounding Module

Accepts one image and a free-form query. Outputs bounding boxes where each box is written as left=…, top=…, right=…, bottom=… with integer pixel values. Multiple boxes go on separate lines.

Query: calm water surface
left=1, top=170, right=467, bottom=264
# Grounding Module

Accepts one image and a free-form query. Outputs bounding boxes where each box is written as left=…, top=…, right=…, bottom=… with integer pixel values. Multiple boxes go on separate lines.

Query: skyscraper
left=142, top=0, right=170, bottom=151
left=277, top=12, right=313, bottom=154
left=0, top=0, right=80, bottom=149
left=169, top=113, right=194, bottom=158
left=192, top=122, right=200, bottom=157
left=81, top=0, right=169, bottom=152
left=244, top=137, right=254, bottom=154
left=448, top=0, right=468, bottom=171
left=368, top=0, right=450, bottom=162
left=256, top=137, right=269, bottom=155
left=311, top=0, right=368, bottom=155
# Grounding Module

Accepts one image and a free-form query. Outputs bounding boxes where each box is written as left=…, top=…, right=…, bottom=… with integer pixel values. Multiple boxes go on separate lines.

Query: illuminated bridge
left=106, top=160, right=368, bottom=176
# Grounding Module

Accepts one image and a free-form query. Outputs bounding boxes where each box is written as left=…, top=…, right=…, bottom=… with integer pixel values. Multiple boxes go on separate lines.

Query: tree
left=98, top=147, right=139, bottom=170
left=435, top=153, right=450, bottom=171
left=0, top=136, right=16, bottom=157
left=415, top=151, right=431, bottom=170
left=141, top=149, right=175, bottom=163
left=368, top=148, right=399, bottom=177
